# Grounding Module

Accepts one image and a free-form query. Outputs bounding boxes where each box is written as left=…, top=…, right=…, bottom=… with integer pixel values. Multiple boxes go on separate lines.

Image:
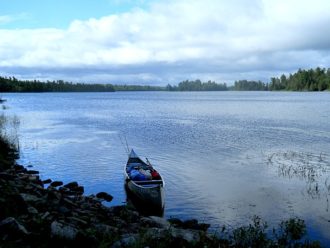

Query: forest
left=0, top=77, right=115, bottom=92
left=1, top=67, right=330, bottom=92
left=166, top=80, right=228, bottom=91
left=233, top=67, right=330, bottom=91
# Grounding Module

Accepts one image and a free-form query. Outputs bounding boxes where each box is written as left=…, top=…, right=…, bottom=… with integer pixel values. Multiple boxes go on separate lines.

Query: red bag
left=151, top=170, right=161, bottom=180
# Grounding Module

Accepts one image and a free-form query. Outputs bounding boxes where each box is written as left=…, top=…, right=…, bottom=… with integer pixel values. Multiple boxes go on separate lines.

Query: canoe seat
left=128, top=163, right=143, bottom=166
left=134, top=180, right=163, bottom=185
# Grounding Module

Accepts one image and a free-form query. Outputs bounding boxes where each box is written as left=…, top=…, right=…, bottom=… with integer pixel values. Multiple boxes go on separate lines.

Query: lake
left=3, top=91, right=330, bottom=244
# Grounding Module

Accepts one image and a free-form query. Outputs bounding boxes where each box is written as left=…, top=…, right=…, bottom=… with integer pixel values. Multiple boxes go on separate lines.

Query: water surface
left=3, top=91, right=330, bottom=244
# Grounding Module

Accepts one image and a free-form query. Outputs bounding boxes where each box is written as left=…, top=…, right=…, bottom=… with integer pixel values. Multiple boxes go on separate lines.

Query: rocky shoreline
left=0, top=141, right=218, bottom=247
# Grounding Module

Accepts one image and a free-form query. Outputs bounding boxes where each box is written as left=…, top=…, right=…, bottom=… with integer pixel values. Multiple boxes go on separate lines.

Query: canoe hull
left=125, top=177, right=165, bottom=209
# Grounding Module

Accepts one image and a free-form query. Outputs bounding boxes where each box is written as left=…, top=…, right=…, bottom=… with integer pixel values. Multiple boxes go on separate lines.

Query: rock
left=41, top=211, right=50, bottom=220
left=14, top=164, right=25, bottom=171
left=0, top=217, right=30, bottom=238
left=58, top=206, right=71, bottom=215
left=42, top=179, right=52, bottom=184
left=63, top=197, right=78, bottom=208
left=28, top=206, right=39, bottom=215
left=67, top=217, right=88, bottom=226
left=47, top=190, right=62, bottom=206
left=93, top=224, right=119, bottom=236
left=144, top=227, right=169, bottom=240
left=182, top=219, right=210, bottom=231
left=96, top=192, right=113, bottom=202
left=170, top=227, right=200, bottom=243
left=182, top=219, right=198, bottom=229
left=75, top=230, right=98, bottom=247
left=27, top=175, right=39, bottom=182
left=0, top=194, right=28, bottom=217
left=64, top=181, right=78, bottom=189
left=72, top=186, right=84, bottom=195
left=0, top=172, right=15, bottom=180
left=51, top=221, right=78, bottom=240
left=168, top=218, right=183, bottom=227
left=141, top=216, right=170, bottom=229
left=26, top=170, right=39, bottom=175
left=50, top=181, right=63, bottom=187
left=59, top=186, right=71, bottom=194
left=112, top=234, right=138, bottom=248
left=20, top=193, right=40, bottom=203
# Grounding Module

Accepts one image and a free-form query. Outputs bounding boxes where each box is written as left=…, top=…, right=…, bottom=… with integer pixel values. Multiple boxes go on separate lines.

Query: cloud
left=1, top=0, right=330, bottom=84
left=0, top=13, right=29, bottom=26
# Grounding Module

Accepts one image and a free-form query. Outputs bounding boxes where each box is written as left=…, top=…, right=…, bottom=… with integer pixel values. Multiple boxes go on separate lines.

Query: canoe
left=124, top=149, right=165, bottom=209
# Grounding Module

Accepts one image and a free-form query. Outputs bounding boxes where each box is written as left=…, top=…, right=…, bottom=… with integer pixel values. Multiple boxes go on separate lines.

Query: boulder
left=72, top=186, right=84, bottom=195
left=0, top=217, right=30, bottom=239
left=168, top=218, right=183, bottom=226
left=0, top=172, right=15, bottom=180
left=170, top=227, right=201, bottom=243
left=50, top=181, right=63, bottom=187
left=112, top=234, right=138, bottom=248
left=141, top=216, right=170, bottom=229
left=64, top=181, right=78, bottom=189
left=51, top=221, right=78, bottom=240
left=26, top=170, right=39, bottom=175
left=20, top=193, right=41, bottom=203
left=182, top=219, right=210, bottom=231
left=96, top=192, right=113, bottom=202
left=28, top=206, right=39, bottom=215
left=42, top=179, right=52, bottom=184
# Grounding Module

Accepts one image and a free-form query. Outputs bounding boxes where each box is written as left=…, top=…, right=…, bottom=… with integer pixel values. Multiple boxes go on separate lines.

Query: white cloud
left=1, top=0, right=330, bottom=84
left=0, top=13, right=29, bottom=25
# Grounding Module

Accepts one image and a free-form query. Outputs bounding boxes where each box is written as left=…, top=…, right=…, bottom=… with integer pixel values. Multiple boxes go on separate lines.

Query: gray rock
left=67, top=216, right=88, bottom=226
left=28, top=206, right=39, bottom=215
left=144, top=227, right=168, bottom=240
left=170, top=227, right=200, bottom=243
left=41, top=211, right=50, bottom=220
left=51, top=221, right=78, bottom=240
left=93, top=223, right=119, bottom=236
left=141, top=216, right=170, bottom=229
left=112, top=234, right=138, bottom=248
left=20, top=193, right=40, bottom=203
left=0, top=217, right=30, bottom=237
left=58, top=206, right=71, bottom=215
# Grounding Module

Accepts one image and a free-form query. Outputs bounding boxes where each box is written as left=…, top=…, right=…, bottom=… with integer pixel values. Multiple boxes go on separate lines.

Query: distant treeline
left=1, top=67, right=330, bottom=92
left=168, top=67, right=330, bottom=91
left=233, top=67, right=330, bottom=91
left=113, top=84, right=164, bottom=91
left=0, top=77, right=115, bottom=92
left=166, top=80, right=227, bottom=91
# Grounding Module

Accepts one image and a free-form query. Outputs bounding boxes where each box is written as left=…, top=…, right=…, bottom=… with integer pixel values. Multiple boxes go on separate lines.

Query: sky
left=1, top=0, right=330, bottom=85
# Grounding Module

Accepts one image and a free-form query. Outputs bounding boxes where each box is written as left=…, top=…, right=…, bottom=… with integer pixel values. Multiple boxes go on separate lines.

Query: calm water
left=3, top=91, right=330, bottom=244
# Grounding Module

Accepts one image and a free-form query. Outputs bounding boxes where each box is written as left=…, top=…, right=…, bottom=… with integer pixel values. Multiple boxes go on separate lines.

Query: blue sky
left=1, top=0, right=153, bottom=29
left=1, top=0, right=330, bottom=85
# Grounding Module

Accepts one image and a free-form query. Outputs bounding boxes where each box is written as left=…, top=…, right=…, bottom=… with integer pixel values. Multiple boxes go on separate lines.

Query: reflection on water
left=124, top=184, right=164, bottom=217
left=3, top=91, right=330, bottom=245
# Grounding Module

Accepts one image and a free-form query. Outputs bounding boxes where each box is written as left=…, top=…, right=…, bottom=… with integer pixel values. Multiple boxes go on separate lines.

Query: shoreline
left=0, top=139, right=324, bottom=247
left=0, top=141, right=213, bottom=247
